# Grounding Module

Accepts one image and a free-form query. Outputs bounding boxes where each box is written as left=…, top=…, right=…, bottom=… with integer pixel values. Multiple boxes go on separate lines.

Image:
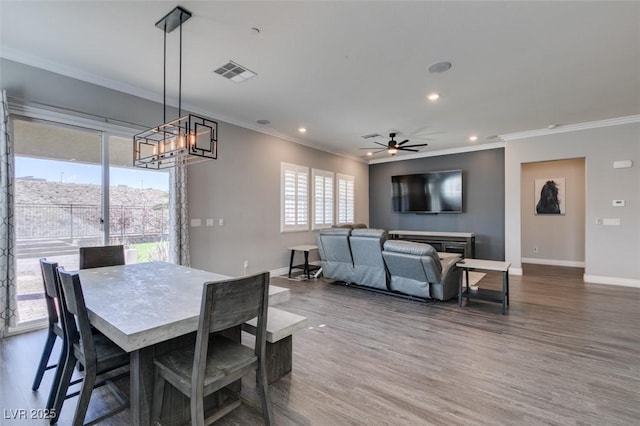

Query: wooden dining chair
left=151, top=272, right=272, bottom=426
left=32, top=259, right=64, bottom=391
left=51, top=268, right=130, bottom=426
left=79, top=245, right=125, bottom=269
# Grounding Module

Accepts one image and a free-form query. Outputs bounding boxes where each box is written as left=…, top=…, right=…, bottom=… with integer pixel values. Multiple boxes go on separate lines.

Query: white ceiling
left=1, top=1, right=639, bottom=162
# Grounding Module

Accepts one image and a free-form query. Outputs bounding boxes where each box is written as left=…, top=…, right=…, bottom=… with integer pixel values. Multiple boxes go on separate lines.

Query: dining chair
left=151, top=272, right=272, bottom=426
left=79, top=245, right=125, bottom=269
left=51, top=267, right=129, bottom=426
left=32, top=259, right=64, bottom=392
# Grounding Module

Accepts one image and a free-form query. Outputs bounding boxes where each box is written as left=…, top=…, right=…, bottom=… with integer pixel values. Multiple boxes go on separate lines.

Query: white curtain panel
left=169, top=160, right=191, bottom=266
left=0, top=90, right=17, bottom=337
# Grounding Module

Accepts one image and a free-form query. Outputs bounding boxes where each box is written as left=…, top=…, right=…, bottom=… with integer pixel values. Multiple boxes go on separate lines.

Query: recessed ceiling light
left=366, top=152, right=373, bottom=156
left=256, top=119, right=270, bottom=125
left=469, top=135, right=478, bottom=142
left=298, top=127, right=307, bottom=133
left=547, top=124, right=559, bottom=129
left=428, top=61, right=452, bottom=73
left=427, top=93, right=440, bottom=101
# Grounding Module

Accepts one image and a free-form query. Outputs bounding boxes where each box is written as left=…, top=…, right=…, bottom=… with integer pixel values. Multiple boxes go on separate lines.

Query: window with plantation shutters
left=336, top=173, right=355, bottom=224
left=281, top=162, right=309, bottom=232
left=312, top=169, right=334, bottom=230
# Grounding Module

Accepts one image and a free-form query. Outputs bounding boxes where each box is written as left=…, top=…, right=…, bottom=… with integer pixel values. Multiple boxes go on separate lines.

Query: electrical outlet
left=243, top=260, right=249, bottom=268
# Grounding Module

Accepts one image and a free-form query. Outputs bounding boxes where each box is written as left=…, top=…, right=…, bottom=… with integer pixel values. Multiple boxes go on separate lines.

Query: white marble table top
left=287, top=244, right=318, bottom=252
left=456, top=258, right=511, bottom=272
left=78, top=262, right=289, bottom=352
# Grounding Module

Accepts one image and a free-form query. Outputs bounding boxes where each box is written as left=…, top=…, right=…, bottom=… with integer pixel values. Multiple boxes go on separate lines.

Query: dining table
left=77, top=261, right=290, bottom=426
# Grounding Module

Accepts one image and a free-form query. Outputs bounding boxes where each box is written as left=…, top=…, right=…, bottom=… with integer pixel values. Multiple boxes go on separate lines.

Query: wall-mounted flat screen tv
left=391, top=170, right=462, bottom=213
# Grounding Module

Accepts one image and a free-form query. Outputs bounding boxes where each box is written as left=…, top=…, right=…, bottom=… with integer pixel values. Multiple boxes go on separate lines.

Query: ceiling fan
left=360, top=132, right=429, bottom=156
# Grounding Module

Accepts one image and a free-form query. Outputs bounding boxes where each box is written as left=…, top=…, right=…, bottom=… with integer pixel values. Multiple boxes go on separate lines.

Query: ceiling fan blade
left=399, top=148, right=419, bottom=152
left=374, top=142, right=388, bottom=148
left=397, top=139, right=410, bottom=146
left=401, top=143, right=429, bottom=148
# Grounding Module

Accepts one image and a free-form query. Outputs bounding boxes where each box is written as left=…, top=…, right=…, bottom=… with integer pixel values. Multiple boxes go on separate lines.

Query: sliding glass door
left=12, top=118, right=169, bottom=329
left=107, top=135, right=169, bottom=263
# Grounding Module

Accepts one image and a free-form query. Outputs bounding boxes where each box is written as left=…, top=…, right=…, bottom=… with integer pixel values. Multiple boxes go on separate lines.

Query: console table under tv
left=388, top=230, right=476, bottom=259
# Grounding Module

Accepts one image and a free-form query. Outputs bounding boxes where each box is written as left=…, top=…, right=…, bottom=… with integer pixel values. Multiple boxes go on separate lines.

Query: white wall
left=505, top=120, right=640, bottom=286
left=521, top=158, right=585, bottom=266
left=187, top=121, right=369, bottom=277
left=1, top=58, right=369, bottom=277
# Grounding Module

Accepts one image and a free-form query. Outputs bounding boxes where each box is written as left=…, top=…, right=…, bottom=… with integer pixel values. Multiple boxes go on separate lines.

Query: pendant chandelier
left=134, top=6, right=218, bottom=169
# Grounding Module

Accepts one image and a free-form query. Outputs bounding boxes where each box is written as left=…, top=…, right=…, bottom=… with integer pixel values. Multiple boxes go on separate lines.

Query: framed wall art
left=534, top=177, right=565, bottom=215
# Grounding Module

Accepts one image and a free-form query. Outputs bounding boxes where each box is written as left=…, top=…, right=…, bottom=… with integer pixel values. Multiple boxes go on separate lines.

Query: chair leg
left=46, top=341, right=68, bottom=410
left=256, top=361, right=272, bottom=426
left=72, top=363, right=97, bottom=426
left=151, top=369, right=166, bottom=425
left=191, top=390, right=206, bottom=426
left=50, top=353, right=77, bottom=425
left=32, top=329, right=57, bottom=391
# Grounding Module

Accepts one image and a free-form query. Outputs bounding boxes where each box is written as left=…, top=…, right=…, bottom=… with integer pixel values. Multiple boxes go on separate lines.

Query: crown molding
left=2, top=50, right=367, bottom=163
left=500, top=115, right=640, bottom=141
left=367, top=141, right=505, bottom=165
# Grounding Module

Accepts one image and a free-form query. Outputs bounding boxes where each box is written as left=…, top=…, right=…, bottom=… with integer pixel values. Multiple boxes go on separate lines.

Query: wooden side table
left=287, top=245, right=320, bottom=279
left=457, top=258, right=511, bottom=315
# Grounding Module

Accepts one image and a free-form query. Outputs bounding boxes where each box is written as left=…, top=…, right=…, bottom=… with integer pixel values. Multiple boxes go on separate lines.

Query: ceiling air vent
left=214, top=61, right=257, bottom=83
left=361, top=133, right=382, bottom=139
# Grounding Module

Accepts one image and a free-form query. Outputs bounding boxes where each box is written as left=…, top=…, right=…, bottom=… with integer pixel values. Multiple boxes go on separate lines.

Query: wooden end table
left=457, top=258, right=511, bottom=315
left=287, top=244, right=320, bottom=279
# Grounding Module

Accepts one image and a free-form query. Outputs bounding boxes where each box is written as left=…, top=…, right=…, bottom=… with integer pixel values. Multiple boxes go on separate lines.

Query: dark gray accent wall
left=369, top=148, right=505, bottom=260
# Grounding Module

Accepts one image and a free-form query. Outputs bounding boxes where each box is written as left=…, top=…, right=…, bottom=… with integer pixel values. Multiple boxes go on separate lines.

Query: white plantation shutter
left=281, top=163, right=309, bottom=232
left=336, top=173, right=355, bottom=224
left=312, top=169, right=334, bottom=229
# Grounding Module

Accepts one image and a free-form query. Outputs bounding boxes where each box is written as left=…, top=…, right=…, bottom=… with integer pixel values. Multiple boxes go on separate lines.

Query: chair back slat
left=79, top=245, right=125, bottom=269
left=39, top=259, right=61, bottom=323
left=205, top=273, right=269, bottom=333
left=57, top=268, right=96, bottom=362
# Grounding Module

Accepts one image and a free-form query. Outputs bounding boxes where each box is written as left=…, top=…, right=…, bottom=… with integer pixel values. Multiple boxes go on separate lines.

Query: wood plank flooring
left=1, top=264, right=639, bottom=425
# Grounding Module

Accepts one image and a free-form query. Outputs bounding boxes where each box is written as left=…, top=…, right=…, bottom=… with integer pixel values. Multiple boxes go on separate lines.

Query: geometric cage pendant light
left=134, top=6, right=218, bottom=169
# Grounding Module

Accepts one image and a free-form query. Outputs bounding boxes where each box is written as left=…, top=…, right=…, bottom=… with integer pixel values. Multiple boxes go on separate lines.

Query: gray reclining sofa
left=317, top=227, right=461, bottom=301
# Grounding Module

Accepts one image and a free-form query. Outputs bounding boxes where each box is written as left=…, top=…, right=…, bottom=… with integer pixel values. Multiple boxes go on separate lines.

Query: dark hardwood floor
left=2, top=264, right=639, bottom=425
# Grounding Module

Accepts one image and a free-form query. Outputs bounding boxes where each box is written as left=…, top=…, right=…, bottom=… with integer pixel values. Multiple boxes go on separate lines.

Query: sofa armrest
left=438, top=256, right=461, bottom=300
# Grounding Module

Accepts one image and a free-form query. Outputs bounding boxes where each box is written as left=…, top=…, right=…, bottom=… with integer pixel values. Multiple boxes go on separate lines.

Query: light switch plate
left=613, top=160, right=633, bottom=169
left=602, top=218, right=621, bottom=226
left=190, top=218, right=202, bottom=227
left=206, top=219, right=214, bottom=227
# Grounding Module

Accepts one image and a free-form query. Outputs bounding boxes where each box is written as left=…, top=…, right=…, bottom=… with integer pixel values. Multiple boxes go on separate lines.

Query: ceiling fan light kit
left=134, top=6, right=218, bottom=169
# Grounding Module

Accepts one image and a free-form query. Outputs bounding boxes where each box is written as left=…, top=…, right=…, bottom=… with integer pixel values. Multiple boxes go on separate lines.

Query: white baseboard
left=522, top=257, right=585, bottom=268
left=509, top=267, right=523, bottom=276
left=583, top=274, right=640, bottom=288
left=270, top=266, right=290, bottom=277
left=271, top=261, right=321, bottom=277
